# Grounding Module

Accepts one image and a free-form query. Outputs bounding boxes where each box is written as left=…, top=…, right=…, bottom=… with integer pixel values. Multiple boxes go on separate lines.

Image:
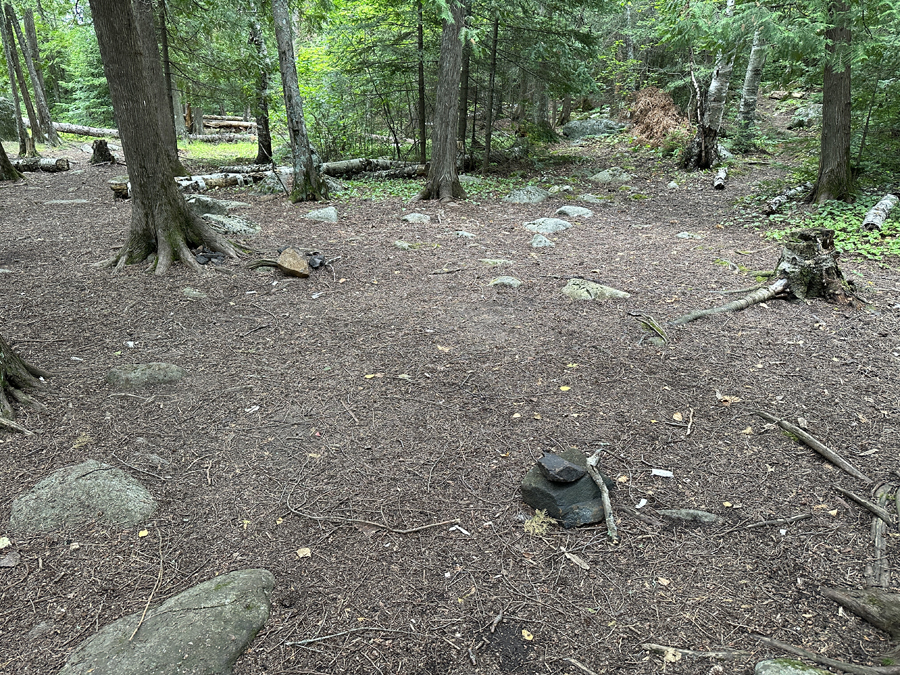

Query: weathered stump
left=775, top=227, right=857, bottom=305
left=90, top=139, right=115, bottom=164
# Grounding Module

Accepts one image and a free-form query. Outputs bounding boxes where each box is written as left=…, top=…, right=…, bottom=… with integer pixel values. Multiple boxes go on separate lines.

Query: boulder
left=107, top=363, right=187, bottom=389
left=304, top=206, right=338, bottom=223
left=788, top=104, right=823, bottom=130
left=579, top=194, right=612, bottom=205
left=489, top=276, right=522, bottom=288
left=401, top=212, right=431, bottom=224
left=561, top=119, right=625, bottom=140
left=755, top=659, right=830, bottom=675
left=10, top=460, right=157, bottom=533
left=590, top=167, right=633, bottom=184
left=0, top=97, right=16, bottom=140
left=530, top=234, right=555, bottom=248
left=58, top=569, right=275, bottom=675
left=562, top=279, right=630, bottom=301
left=503, top=186, right=549, bottom=204
left=521, top=449, right=614, bottom=528
left=201, top=214, right=261, bottom=237
left=186, top=195, right=251, bottom=217
left=524, top=218, right=572, bottom=234
left=276, top=248, right=311, bottom=278
left=555, top=206, right=592, bottom=219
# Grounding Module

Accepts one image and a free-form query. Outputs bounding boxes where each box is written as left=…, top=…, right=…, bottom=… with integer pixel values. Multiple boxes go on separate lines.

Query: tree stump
left=774, top=227, right=857, bottom=305
left=90, top=139, right=116, bottom=164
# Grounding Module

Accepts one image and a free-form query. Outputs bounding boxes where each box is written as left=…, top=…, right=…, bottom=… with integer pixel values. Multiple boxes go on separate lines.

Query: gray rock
left=183, top=287, right=208, bottom=300
left=675, top=231, right=702, bottom=239
left=59, top=569, right=275, bottom=675
left=489, top=276, right=522, bottom=288
left=562, top=278, right=630, bottom=301
left=503, top=186, right=549, bottom=204
left=548, top=185, right=573, bottom=194
left=185, top=195, right=251, bottom=216
left=530, top=234, right=555, bottom=248
left=0, top=97, right=16, bottom=140
left=590, top=167, right=633, bottom=184
left=755, top=659, right=830, bottom=675
left=788, top=104, right=823, bottom=130
left=657, top=509, right=721, bottom=524
left=27, top=621, right=54, bottom=641
left=107, top=363, right=187, bottom=389
left=521, top=448, right=614, bottom=528
left=556, top=206, right=593, bottom=218
left=203, top=214, right=260, bottom=236
left=305, top=206, right=338, bottom=223
left=479, top=258, right=515, bottom=266
left=538, top=454, right=586, bottom=483
left=44, top=199, right=90, bottom=205
left=9, top=460, right=157, bottom=533
left=524, top=218, right=571, bottom=234
left=561, top=118, right=626, bottom=140
left=667, top=181, right=679, bottom=190
left=401, top=212, right=431, bottom=224
left=455, top=230, right=475, bottom=238
left=579, top=194, right=612, bottom=204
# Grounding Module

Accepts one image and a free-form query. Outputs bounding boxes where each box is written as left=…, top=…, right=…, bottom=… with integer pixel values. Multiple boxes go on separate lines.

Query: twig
left=431, top=268, right=468, bottom=275
left=719, top=513, right=812, bottom=536
left=130, top=529, right=164, bottom=640
left=686, top=408, right=694, bottom=436
left=565, top=657, right=601, bottom=675
left=834, top=486, right=895, bottom=526
left=671, top=278, right=788, bottom=326
left=340, top=398, right=360, bottom=425
left=241, top=324, right=270, bottom=338
left=0, top=416, right=32, bottom=434
left=488, top=608, right=504, bottom=633
left=755, top=411, right=872, bottom=483
left=287, top=504, right=459, bottom=535
left=753, top=634, right=900, bottom=675
left=285, top=626, right=411, bottom=646
left=586, top=451, right=618, bottom=543
left=112, top=454, right=167, bottom=481
left=643, top=643, right=751, bottom=661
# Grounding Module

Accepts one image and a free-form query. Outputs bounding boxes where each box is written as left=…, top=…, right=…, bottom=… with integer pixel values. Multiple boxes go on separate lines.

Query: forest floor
left=2, top=120, right=900, bottom=675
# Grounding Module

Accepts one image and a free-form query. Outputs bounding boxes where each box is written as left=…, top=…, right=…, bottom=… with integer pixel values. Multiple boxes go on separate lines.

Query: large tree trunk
left=482, top=16, right=499, bottom=174
left=457, top=36, right=470, bottom=154
left=0, top=7, right=27, bottom=156
left=89, top=0, right=237, bottom=275
left=158, top=0, right=185, bottom=139
left=0, top=142, right=23, bottom=180
left=412, top=0, right=467, bottom=203
left=1, top=8, right=42, bottom=146
left=737, top=29, right=767, bottom=137
left=249, top=18, right=273, bottom=165
left=271, top=0, right=326, bottom=202
left=811, top=0, right=852, bottom=203
left=0, top=332, right=48, bottom=432
left=416, top=0, right=426, bottom=164
left=22, top=8, right=56, bottom=140
left=6, top=4, right=58, bottom=146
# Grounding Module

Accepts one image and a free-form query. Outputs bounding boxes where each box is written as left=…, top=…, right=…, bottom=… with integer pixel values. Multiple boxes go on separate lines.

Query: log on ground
left=713, top=167, right=727, bottom=189
left=12, top=157, right=69, bottom=172
left=862, top=194, right=898, bottom=232
left=22, top=118, right=120, bottom=138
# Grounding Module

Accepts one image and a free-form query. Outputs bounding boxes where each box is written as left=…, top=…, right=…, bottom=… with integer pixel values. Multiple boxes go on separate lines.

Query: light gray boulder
left=524, top=218, right=571, bottom=234
left=561, top=119, right=625, bottom=140
left=562, top=279, right=630, bottom=301
left=305, top=206, right=338, bottom=223
left=503, top=186, right=549, bottom=204
left=530, top=234, right=555, bottom=248
left=755, top=659, right=830, bottom=675
left=107, top=363, right=187, bottom=389
left=556, top=206, right=593, bottom=218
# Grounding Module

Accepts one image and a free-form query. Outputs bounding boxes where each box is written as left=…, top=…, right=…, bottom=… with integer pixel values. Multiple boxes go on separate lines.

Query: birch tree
left=735, top=28, right=767, bottom=148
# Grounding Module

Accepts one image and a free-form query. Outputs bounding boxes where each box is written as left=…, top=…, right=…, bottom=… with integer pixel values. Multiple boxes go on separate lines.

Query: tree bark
left=6, top=4, right=58, bottom=146
left=0, top=332, right=48, bottom=428
left=157, top=0, right=185, bottom=138
left=482, top=16, right=499, bottom=174
left=22, top=9, right=55, bottom=132
left=0, top=6, right=27, bottom=156
left=416, top=0, right=427, bottom=164
left=249, top=18, right=273, bottom=165
left=412, top=0, right=467, bottom=203
left=457, top=34, right=470, bottom=153
left=737, top=29, right=767, bottom=137
left=0, top=141, right=22, bottom=180
left=1, top=7, right=42, bottom=146
left=271, top=0, right=327, bottom=202
left=811, top=0, right=853, bottom=203
left=89, top=0, right=237, bottom=275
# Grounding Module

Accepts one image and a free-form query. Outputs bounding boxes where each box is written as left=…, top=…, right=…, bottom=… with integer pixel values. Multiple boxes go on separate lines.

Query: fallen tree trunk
left=821, top=588, right=900, bottom=641
left=862, top=194, right=898, bottom=232
left=763, top=182, right=812, bottom=215
left=671, top=278, right=788, bottom=325
left=110, top=170, right=272, bottom=198
left=23, top=118, right=119, bottom=138
left=12, top=157, right=69, bottom=172
left=204, top=119, right=255, bottom=131
left=186, top=133, right=256, bottom=143
left=321, top=158, right=424, bottom=177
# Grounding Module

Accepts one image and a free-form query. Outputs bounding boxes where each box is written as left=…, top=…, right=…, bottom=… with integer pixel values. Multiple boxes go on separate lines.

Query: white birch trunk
left=737, top=29, right=767, bottom=131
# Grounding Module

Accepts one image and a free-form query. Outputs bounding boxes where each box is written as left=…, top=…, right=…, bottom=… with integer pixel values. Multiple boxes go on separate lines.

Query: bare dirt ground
left=1, top=131, right=899, bottom=675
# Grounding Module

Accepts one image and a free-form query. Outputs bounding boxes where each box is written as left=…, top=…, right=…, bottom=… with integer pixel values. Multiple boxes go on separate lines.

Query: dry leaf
left=296, top=547, right=312, bottom=559
left=563, top=551, right=590, bottom=571
left=533, top=413, right=542, bottom=419
left=275, top=517, right=283, bottom=525
left=723, top=502, right=733, bottom=507
left=521, top=629, right=534, bottom=641
left=663, top=648, right=682, bottom=663
left=138, top=529, right=149, bottom=538
left=740, top=426, right=753, bottom=435
left=437, top=345, right=451, bottom=352
left=565, top=363, right=579, bottom=368
left=512, top=413, right=521, bottom=418
left=559, top=386, right=571, bottom=391
left=0, top=537, right=10, bottom=550
left=651, top=468, right=673, bottom=478
left=828, top=509, right=838, bottom=517
left=657, top=577, right=671, bottom=586
left=673, top=412, right=683, bottom=422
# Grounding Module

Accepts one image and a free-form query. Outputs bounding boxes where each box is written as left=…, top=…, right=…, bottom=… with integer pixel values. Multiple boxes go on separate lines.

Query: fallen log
left=321, top=158, right=424, bottom=178
left=23, top=118, right=119, bottom=138
left=175, top=172, right=266, bottom=192
left=218, top=164, right=277, bottom=174
left=763, top=182, right=813, bottom=215
left=713, top=166, right=727, bottom=190
left=204, top=119, right=255, bottom=130
left=671, top=278, right=788, bottom=325
left=754, top=634, right=900, bottom=675
left=12, top=157, right=69, bottom=172
left=185, top=133, right=256, bottom=143
left=862, top=194, right=898, bottom=232
left=821, top=587, right=900, bottom=642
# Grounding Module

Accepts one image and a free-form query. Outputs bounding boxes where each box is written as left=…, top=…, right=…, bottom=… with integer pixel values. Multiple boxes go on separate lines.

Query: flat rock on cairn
left=562, top=279, right=630, bottom=301
left=521, top=448, right=614, bottom=528
left=58, top=569, right=275, bottom=675
left=107, top=362, right=187, bottom=389
left=755, top=659, right=830, bottom=675
left=9, top=460, right=157, bottom=533
left=503, top=186, right=549, bottom=204
left=304, top=206, right=338, bottom=223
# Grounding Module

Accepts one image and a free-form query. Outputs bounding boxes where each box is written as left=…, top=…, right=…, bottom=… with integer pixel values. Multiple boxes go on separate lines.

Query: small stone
left=657, top=509, right=720, bottom=524
left=562, top=278, right=630, bottom=301
left=479, top=258, right=514, bottom=266
left=676, top=231, right=702, bottom=239
left=548, top=185, right=573, bottom=194
left=503, top=186, right=549, bottom=204
left=555, top=205, right=593, bottom=218
left=182, top=287, right=207, bottom=300
left=277, top=248, right=311, bottom=278
left=401, top=212, right=431, bottom=224
left=107, top=363, right=187, bottom=389
left=590, top=167, right=633, bottom=184
left=755, top=659, right=830, bottom=675
left=560, top=499, right=607, bottom=529
left=538, top=454, right=586, bottom=483
left=455, top=230, right=475, bottom=238
left=489, top=276, right=522, bottom=288
left=305, top=206, right=338, bottom=223
left=579, top=194, right=611, bottom=204
left=667, top=181, right=678, bottom=189
left=530, top=234, right=555, bottom=248
left=524, top=218, right=572, bottom=234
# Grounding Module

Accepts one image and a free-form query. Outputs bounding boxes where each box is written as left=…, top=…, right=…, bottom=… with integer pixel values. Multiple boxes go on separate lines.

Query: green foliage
left=55, top=23, right=114, bottom=127
left=177, top=140, right=259, bottom=165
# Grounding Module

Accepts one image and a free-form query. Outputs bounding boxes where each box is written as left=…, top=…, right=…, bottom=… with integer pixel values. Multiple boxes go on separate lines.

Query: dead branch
left=643, top=643, right=751, bottom=661
left=755, top=411, right=872, bottom=483
left=671, top=278, right=788, bottom=326
left=719, top=513, right=811, bottom=536
left=754, top=634, right=900, bottom=675
left=586, top=451, right=618, bottom=543
left=834, top=486, right=895, bottom=526
left=820, top=587, right=900, bottom=641
left=565, top=657, right=601, bottom=675
left=865, top=484, right=895, bottom=588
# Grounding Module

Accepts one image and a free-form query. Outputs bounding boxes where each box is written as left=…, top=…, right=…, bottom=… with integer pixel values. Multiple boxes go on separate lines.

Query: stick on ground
left=754, top=634, right=900, bottom=675
left=587, top=451, right=619, bottom=543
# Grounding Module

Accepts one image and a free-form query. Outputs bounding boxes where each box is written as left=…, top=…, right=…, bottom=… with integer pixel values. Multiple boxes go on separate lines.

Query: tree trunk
left=557, top=94, right=572, bottom=127
left=412, top=0, right=467, bottom=203
left=1, top=7, right=43, bottom=145
left=0, top=332, right=48, bottom=430
left=0, top=7, right=27, bottom=156
left=172, top=85, right=187, bottom=137
left=22, top=9, right=54, bottom=126
left=0, top=142, right=22, bottom=180
left=158, top=0, right=185, bottom=138
left=88, top=0, right=237, bottom=275
left=482, top=17, right=499, bottom=174
left=416, top=0, right=426, bottom=164
left=457, top=36, right=470, bottom=153
left=23, top=119, right=119, bottom=138
left=271, top=0, right=327, bottom=202
left=737, top=29, right=767, bottom=136
left=7, top=4, right=58, bottom=146
left=811, top=0, right=852, bottom=203
left=249, top=18, right=273, bottom=165
left=12, top=157, right=68, bottom=172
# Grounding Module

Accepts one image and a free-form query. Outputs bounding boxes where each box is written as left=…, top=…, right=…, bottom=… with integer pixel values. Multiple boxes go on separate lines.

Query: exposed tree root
left=821, top=587, right=900, bottom=642
left=0, top=334, right=49, bottom=432
left=671, top=278, right=788, bottom=326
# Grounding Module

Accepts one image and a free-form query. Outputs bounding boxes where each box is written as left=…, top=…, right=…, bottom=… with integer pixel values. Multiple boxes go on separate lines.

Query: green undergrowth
left=334, top=175, right=521, bottom=203
left=178, top=140, right=259, bottom=166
